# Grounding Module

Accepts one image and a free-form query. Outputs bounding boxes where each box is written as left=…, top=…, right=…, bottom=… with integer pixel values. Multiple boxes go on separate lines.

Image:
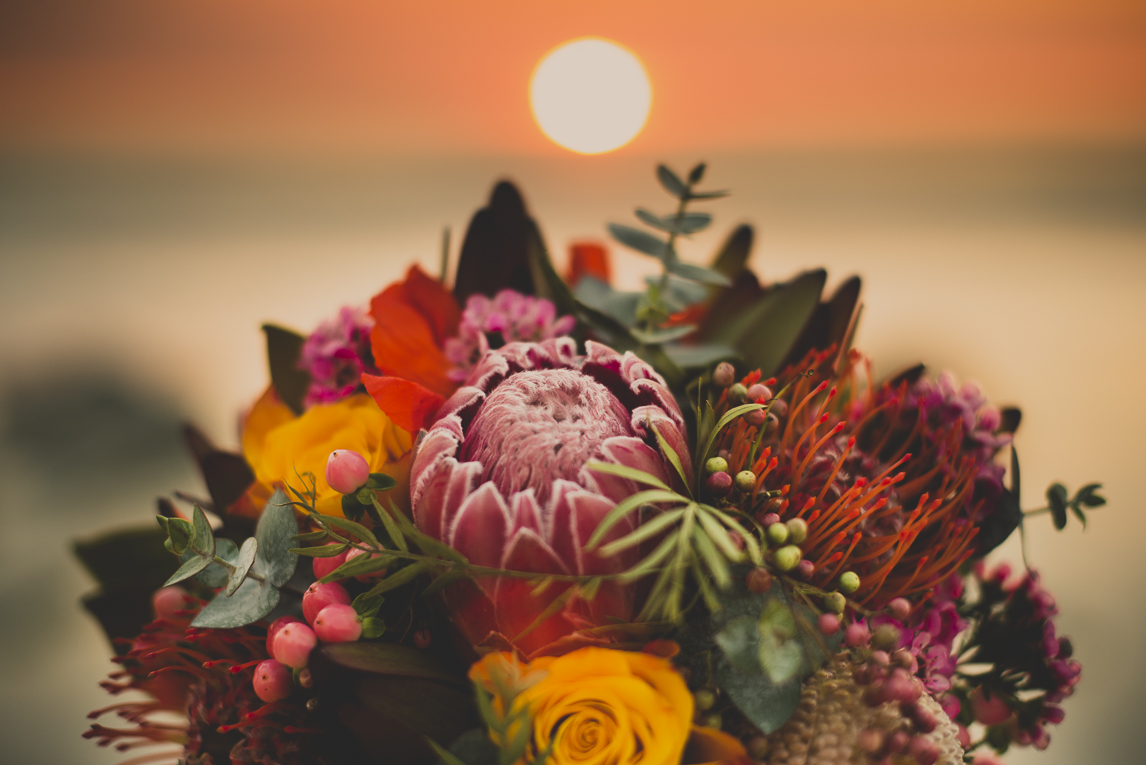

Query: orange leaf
left=362, top=374, right=445, bottom=433
left=369, top=266, right=459, bottom=399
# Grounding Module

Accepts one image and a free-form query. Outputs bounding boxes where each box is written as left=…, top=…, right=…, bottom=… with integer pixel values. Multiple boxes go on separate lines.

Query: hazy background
left=1, top=2, right=1144, bottom=763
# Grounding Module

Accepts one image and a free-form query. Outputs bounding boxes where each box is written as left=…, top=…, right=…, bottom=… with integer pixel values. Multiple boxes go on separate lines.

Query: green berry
left=703, top=712, right=723, bottom=730
left=772, top=544, right=802, bottom=572
left=785, top=517, right=808, bottom=544
left=871, top=624, right=902, bottom=651
left=694, top=689, right=716, bottom=711
left=824, top=591, right=847, bottom=614
left=705, top=456, right=729, bottom=474
left=766, top=522, right=789, bottom=545
left=728, top=383, right=748, bottom=403
left=839, top=571, right=861, bottom=594
left=734, top=470, right=757, bottom=493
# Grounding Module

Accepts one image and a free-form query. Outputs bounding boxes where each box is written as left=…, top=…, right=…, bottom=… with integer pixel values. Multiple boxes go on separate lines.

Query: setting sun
left=529, top=38, right=652, bottom=155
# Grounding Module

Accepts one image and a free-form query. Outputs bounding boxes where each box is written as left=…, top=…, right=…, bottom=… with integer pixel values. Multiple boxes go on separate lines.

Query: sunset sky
left=2, top=0, right=1145, bottom=156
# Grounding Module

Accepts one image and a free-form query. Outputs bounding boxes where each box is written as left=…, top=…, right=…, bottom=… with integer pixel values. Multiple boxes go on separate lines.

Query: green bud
left=694, top=689, right=716, bottom=711
left=772, top=544, right=802, bottom=572
left=705, top=456, right=729, bottom=475
left=838, top=571, right=861, bottom=594
left=166, top=518, right=193, bottom=555
left=703, top=712, right=723, bottom=730
left=734, top=470, right=757, bottom=493
left=785, top=517, right=808, bottom=544
left=728, top=383, right=748, bottom=403
left=823, top=591, right=847, bottom=614
left=766, top=522, right=790, bottom=545
left=871, top=624, right=902, bottom=651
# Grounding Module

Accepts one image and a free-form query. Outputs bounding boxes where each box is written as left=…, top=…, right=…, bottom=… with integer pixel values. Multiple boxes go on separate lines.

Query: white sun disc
left=530, top=38, right=652, bottom=155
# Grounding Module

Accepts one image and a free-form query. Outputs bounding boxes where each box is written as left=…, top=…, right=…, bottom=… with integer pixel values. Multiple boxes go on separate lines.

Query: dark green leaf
left=730, top=270, right=826, bottom=376
left=688, top=162, right=706, bottom=184
left=657, top=165, right=688, bottom=198
left=666, top=211, right=712, bottom=234
left=193, top=537, right=238, bottom=588
left=182, top=424, right=256, bottom=513
left=714, top=614, right=762, bottom=674
left=1011, top=445, right=1021, bottom=502
left=584, top=488, right=682, bottom=549
left=191, top=577, right=280, bottom=628
left=1070, top=506, right=1088, bottom=529
left=662, top=343, right=738, bottom=369
left=607, top=223, right=667, bottom=259
left=1074, top=483, right=1106, bottom=508
left=708, top=225, right=753, bottom=282
left=225, top=537, right=258, bottom=596
left=585, top=462, right=672, bottom=491
left=320, top=551, right=394, bottom=583
left=454, top=181, right=539, bottom=303
left=757, top=597, right=802, bottom=684
left=421, top=567, right=470, bottom=597
left=650, top=421, right=691, bottom=493
left=1046, top=483, right=1069, bottom=531
left=635, top=208, right=671, bottom=232
left=363, top=561, right=432, bottom=598
left=292, top=529, right=329, bottom=543
left=254, top=491, right=299, bottom=587
left=689, top=190, right=729, bottom=200
left=664, top=260, right=731, bottom=286
left=371, top=497, right=409, bottom=553
left=366, top=473, right=398, bottom=491
left=74, top=525, right=175, bottom=593
left=318, top=513, right=381, bottom=548
left=998, top=407, right=1022, bottom=434
left=262, top=324, right=311, bottom=415
left=164, top=549, right=213, bottom=587
left=630, top=325, right=697, bottom=345
left=165, top=517, right=193, bottom=555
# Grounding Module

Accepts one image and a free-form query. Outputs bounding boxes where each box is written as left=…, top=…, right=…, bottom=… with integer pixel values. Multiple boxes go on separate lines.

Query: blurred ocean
left=1, top=145, right=1143, bottom=764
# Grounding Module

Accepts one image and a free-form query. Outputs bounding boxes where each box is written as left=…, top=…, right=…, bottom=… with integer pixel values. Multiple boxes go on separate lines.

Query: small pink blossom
left=298, top=305, right=377, bottom=407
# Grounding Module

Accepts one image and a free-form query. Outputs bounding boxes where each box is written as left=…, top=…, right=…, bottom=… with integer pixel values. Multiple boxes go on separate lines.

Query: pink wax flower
left=298, top=305, right=378, bottom=407
left=443, top=289, right=575, bottom=382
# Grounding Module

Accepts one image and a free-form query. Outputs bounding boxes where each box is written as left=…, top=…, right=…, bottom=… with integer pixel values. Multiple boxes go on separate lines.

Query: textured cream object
left=761, top=654, right=964, bottom=765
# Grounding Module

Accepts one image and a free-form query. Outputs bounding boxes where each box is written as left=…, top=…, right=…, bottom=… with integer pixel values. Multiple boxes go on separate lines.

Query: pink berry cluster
left=255, top=579, right=363, bottom=703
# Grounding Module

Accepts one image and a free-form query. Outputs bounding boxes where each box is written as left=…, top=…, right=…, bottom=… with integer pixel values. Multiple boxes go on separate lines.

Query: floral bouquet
left=77, top=164, right=1101, bottom=765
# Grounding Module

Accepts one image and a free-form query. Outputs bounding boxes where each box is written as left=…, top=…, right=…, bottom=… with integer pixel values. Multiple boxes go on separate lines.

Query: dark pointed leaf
left=999, top=407, right=1023, bottom=434
left=1047, top=483, right=1069, bottom=530
left=454, top=181, right=538, bottom=302
left=657, top=165, right=688, bottom=198
left=608, top=223, right=667, bottom=258
left=262, top=324, right=310, bottom=415
left=688, top=162, right=707, bottom=184
left=182, top=424, right=255, bottom=513
left=709, top=225, right=754, bottom=282
left=781, top=275, right=862, bottom=368
left=74, top=526, right=174, bottom=593
left=731, top=270, right=826, bottom=375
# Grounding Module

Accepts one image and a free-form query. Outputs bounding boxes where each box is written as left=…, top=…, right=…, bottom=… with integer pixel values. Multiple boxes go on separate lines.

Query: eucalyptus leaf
left=664, top=211, right=712, bottom=234
left=656, top=165, right=688, bottom=199
left=757, top=598, right=803, bottom=684
left=164, top=517, right=193, bottom=555
left=163, top=551, right=214, bottom=587
left=191, top=577, right=280, bottom=629
left=664, top=260, right=731, bottom=287
left=1046, top=483, right=1069, bottom=531
left=190, top=506, right=215, bottom=558
left=254, top=491, right=299, bottom=587
left=192, top=537, right=238, bottom=588
left=635, top=208, right=671, bottom=232
left=714, top=614, right=762, bottom=674
left=607, top=223, right=667, bottom=259
left=225, top=537, right=258, bottom=596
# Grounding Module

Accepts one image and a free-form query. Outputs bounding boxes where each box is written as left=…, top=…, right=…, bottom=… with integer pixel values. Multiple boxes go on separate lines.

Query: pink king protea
left=410, top=339, right=692, bottom=657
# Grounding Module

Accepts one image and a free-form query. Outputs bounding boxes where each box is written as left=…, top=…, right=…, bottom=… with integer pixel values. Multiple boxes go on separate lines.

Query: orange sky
left=1, top=0, right=1144, bottom=155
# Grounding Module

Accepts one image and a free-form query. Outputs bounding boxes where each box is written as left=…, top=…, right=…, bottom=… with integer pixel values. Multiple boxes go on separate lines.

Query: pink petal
left=447, top=482, right=511, bottom=570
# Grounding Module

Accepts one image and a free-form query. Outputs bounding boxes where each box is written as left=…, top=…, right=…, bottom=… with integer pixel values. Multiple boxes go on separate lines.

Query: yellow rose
left=471, top=647, right=694, bottom=765
left=236, top=390, right=413, bottom=518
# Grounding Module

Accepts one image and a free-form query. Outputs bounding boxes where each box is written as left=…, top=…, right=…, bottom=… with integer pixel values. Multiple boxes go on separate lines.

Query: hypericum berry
left=703, top=712, right=723, bottom=730
left=746, top=383, right=771, bottom=402
left=325, top=449, right=370, bottom=494
left=844, top=621, right=869, bottom=647
left=252, top=659, right=293, bottom=702
left=345, top=547, right=387, bottom=582
left=266, top=615, right=302, bottom=656
left=838, top=570, right=861, bottom=594
left=302, top=581, right=352, bottom=625
left=706, top=471, right=733, bottom=498
left=734, top=470, right=756, bottom=493
left=871, top=624, right=902, bottom=651
left=713, top=362, right=735, bottom=388
left=313, top=604, right=363, bottom=643
left=888, top=597, right=912, bottom=621
left=785, top=517, right=808, bottom=544
left=823, top=591, right=846, bottom=614
left=818, top=613, right=840, bottom=635
left=772, top=544, right=802, bottom=572
left=766, top=522, right=789, bottom=545
left=273, top=622, right=318, bottom=668
left=761, top=512, right=781, bottom=527
left=694, top=689, right=716, bottom=711
left=151, top=586, right=189, bottom=620
left=312, top=545, right=350, bottom=580
left=746, top=567, right=773, bottom=593
left=795, top=559, right=815, bottom=579
left=728, top=383, right=748, bottom=403
left=705, top=456, right=729, bottom=474
left=414, top=628, right=432, bottom=649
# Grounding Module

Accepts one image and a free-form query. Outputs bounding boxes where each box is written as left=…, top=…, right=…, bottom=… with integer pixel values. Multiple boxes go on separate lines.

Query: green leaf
left=371, top=497, right=409, bottom=553
left=757, top=597, right=802, bottom=684
left=317, top=513, right=381, bottom=548
left=361, top=617, right=387, bottom=640
left=598, top=508, right=686, bottom=557
left=421, top=567, right=470, bottom=597
left=629, top=325, right=697, bottom=345
left=163, top=517, right=193, bottom=555
left=362, top=561, right=432, bottom=598
left=585, top=489, right=683, bottom=549
left=669, top=211, right=712, bottom=234
left=320, top=551, right=394, bottom=583
left=662, top=343, right=738, bottom=370
left=352, top=591, right=385, bottom=616
left=190, top=505, right=215, bottom=558
left=193, top=537, right=238, bottom=588
left=1074, top=482, right=1106, bottom=508
left=165, top=549, right=213, bottom=587
left=585, top=462, right=672, bottom=491
left=191, top=577, right=280, bottom=628
left=290, top=542, right=349, bottom=557
left=688, top=162, right=706, bottom=184
left=1046, top=483, right=1069, bottom=531
left=75, top=525, right=175, bottom=593
left=656, top=164, right=688, bottom=198
left=693, top=524, right=732, bottom=589
left=262, top=324, right=311, bottom=415
left=254, top=491, right=299, bottom=587
left=699, top=403, right=765, bottom=470
left=665, top=260, right=731, bottom=286
left=696, top=508, right=745, bottom=564
left=619, top=530, right=680, bottom=583
left=225, top=537, right=258, bottom=596
left=366, top=472, right=397, bottom=491
left=319, top=640, right=468, bottom=687
left=714, top=614, right=762, bottom=674
left=1010, top=445, right=1021, bottom=503
left=607, top=223, right=667, bottom=259
left=291, top=529, right=329, bottom=543
left=689, top=190, right=730, bottom=200
left=635, top=208, right=672, bottom=232
left=1070, top=506, right=1088, bottom=529
left=650, top=421, right=691, bottom=495
left=709, top=225, right=753, bottom=282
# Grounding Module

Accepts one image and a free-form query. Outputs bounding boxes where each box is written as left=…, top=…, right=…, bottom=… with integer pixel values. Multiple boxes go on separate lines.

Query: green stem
left=211, top=554, right=267, bottom=584
left=646, top=188, right=692, bottom=334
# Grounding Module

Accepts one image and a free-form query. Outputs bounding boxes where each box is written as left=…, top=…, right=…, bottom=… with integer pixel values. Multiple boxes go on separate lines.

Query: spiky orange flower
left=714, top=348, right=1009, bottom=607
